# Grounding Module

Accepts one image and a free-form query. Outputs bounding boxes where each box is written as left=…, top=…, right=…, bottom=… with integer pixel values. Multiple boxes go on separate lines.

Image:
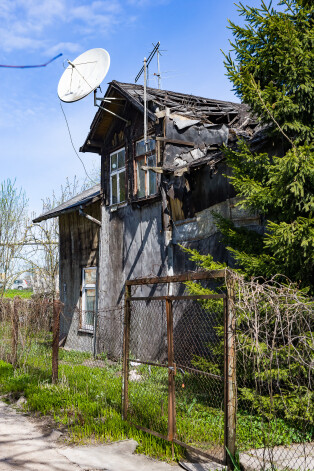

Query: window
left=134, top=138, right=157, bottom=198
left=81, top=267, right=97, bottom=331
left=110, top=148, right=126, bottom=205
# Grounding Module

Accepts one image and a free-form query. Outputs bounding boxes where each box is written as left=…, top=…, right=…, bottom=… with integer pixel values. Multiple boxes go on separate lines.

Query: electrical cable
left=0, top=53, right=63, bottom=68
left=59, top=101, right=94, bottom=183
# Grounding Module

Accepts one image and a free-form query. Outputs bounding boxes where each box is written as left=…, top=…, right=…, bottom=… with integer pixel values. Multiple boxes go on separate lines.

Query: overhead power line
left=0, top=53, right=62, bottom=69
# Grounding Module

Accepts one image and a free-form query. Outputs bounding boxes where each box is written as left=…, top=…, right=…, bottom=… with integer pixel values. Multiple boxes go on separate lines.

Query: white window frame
left=81, top=267, right=97, bottom=331
left=134, top=138, right=157, bottom=198
left=110, top=147, right=126, bottom=205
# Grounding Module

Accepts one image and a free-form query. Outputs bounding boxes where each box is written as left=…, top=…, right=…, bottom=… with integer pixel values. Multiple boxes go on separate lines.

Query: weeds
left=0, top=338, right=312, bottom=463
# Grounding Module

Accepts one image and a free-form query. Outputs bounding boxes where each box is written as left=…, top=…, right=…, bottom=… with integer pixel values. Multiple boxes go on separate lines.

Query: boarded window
left=110, top=148, right=126, bottom=205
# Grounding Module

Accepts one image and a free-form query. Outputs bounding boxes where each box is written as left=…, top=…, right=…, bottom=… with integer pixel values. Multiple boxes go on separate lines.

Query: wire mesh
left=172, top=298, right=225, bottom=460
left=0, top=297, right=53, bottom=376
left=126, top=299, right=168, bottom=436
left=124, top=293, right=227, bottom=461
left=58, top=306, right=123, bottom=415
left=232, top=272, right=314, bottom=471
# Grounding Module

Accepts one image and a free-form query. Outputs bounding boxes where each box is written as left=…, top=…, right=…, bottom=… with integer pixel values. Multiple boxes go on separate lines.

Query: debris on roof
left=110, top=81, right=255, bottom=129
left=81, top=80, right=260, bottom=154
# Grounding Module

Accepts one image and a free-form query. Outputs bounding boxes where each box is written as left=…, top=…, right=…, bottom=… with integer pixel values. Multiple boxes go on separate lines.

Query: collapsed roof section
left=80, top=81, right=260, bottom=159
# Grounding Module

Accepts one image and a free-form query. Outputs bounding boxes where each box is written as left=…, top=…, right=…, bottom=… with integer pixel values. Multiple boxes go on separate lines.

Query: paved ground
left=0, top=401, right=176, bottom=471
left=240, top=443, right=314, bottom=471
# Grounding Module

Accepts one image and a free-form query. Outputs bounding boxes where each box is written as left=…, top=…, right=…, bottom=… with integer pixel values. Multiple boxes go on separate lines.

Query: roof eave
left=32, top=194, right=101, bottom=223
left=81, top=81, right=157, bottom=154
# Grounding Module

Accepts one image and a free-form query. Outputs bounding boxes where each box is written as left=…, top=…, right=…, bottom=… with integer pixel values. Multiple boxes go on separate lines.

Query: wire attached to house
left=0, top=53, right=63, bottom=68
left=59, top=101, right=94, bottom=183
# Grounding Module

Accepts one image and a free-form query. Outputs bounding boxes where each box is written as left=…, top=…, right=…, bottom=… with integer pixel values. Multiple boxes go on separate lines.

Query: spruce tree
left=215, top=0, right=314, bottom=291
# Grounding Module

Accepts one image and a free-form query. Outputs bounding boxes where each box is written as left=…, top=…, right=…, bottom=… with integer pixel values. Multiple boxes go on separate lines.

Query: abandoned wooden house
left=34, top=81, right=265, bottom=356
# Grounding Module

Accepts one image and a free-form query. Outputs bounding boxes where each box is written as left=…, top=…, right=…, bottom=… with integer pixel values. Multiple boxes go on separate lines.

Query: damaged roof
left=33, top=184, right=100, bottom=223
left=112, top=81, right=252, bottom=125
left=81, top=81, right=259, bottom=154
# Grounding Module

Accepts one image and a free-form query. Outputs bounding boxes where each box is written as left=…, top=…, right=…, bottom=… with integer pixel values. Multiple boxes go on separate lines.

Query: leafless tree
left=27, top=176, right=96, bottom=296
left=0, top=179, right=29, bottom=295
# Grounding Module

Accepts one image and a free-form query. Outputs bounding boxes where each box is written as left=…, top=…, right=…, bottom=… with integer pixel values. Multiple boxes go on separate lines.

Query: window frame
left=81, top=267, right=97, bottom=332
left=110, top=147, right=126, bottom=206
left=134, top=137, right=157, bottom=198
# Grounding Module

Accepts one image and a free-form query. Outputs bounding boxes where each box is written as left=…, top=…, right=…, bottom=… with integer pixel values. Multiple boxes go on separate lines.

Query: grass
left=0, top=346, right=183, bottom=462
left=2, top=289, right=33, bottom=299
left=0, top=339, right=312, bottom=463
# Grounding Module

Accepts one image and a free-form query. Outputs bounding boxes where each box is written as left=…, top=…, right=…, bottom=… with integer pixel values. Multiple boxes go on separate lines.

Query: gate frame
left=122, top=269, right=236, bottom=468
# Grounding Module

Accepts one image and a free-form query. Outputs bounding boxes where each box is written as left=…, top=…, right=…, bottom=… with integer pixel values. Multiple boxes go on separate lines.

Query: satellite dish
left=58, top=48, right=110, bottom=103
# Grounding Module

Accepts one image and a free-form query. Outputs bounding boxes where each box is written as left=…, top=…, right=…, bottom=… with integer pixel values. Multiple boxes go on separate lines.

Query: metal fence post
left=224, top=274, right=237, bottom=469
left=11, top=297, right=19, bottom=366
left=166, top=297, right=176, bottom=449
left=122, top=284, right=131, bottom=420
left=52, top=299, right=60, bottom=384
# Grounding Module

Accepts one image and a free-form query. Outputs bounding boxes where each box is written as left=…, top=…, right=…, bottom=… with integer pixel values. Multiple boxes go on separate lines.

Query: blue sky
left=0, top=0, right=268, bottom=215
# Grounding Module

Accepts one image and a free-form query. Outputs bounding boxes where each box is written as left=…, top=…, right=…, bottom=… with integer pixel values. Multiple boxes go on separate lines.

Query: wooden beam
left=79, top=207, right=102, bottom=226
left=156, top=137, right=195, bottom=147
left=126, top=269, right=226, bottom=286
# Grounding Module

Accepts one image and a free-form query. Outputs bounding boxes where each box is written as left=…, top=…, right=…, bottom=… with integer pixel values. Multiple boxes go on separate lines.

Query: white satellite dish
left=58, top=48, right=110, bottom=103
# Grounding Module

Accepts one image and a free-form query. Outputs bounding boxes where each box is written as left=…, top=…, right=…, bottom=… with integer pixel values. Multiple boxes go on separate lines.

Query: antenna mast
left=156, top=49, right=161, bottom=89
left=135, top=41, right=160, bottom=83
left=135, top=42, right=161, bottom=149
left=143, top=57, right=147, bottom=149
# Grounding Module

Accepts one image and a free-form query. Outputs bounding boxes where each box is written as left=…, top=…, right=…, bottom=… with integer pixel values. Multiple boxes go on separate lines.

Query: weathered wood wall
left=59, top=201, right=100, bottom=352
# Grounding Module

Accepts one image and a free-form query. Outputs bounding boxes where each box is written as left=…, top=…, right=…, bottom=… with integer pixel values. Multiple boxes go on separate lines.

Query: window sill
left=131, top=193, right=160, bottom=206
left=78, top=328, right=94, bottom=335
left=109, top=202, right=128, bottom=212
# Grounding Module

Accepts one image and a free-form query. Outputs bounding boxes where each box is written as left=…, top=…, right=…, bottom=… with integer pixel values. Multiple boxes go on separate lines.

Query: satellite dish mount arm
left=94, top=89, right=130, bottom=125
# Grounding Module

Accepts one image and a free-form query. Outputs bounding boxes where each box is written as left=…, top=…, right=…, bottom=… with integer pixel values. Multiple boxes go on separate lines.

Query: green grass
left=0, top=341, right=312, bottom=463
left=2, top=289, right=33, bottom=299
left=0, top=353, right=183, bottom=462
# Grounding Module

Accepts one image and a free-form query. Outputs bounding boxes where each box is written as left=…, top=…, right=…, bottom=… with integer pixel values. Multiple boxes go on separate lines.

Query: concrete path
left=0, top=401, right=176, bottom=471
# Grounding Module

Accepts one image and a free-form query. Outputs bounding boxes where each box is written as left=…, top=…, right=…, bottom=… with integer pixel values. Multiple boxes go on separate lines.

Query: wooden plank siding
left=59, top=201, right=101, bottom=352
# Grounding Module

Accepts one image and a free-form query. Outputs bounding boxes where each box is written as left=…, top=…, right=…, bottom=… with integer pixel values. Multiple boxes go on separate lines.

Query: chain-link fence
left=1, top=270, right=313, bottom=470
left=122, top=271, right=314, bottom=470
left=57, top=305, right=123, bottom=415
left=232, top=272, right=314, bottom=471
left=122, top=270, right=233, bottom=465
left=0, top=296, right=54, bottom=376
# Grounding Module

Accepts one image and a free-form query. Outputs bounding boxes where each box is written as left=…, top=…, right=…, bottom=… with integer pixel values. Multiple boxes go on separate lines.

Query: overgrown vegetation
left=182, top=249, right=314, bottom=456
left=218, top=0, right=314, bottom=292
left=0, top=332, right=312, bottom=460
left=0, top=349, right=182, bottom=462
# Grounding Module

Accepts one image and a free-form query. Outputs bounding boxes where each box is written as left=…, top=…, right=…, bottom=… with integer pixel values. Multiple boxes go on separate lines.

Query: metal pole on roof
left=157, top=49, right=161, bottom=90
left=143, top=57, right=148, bottom=151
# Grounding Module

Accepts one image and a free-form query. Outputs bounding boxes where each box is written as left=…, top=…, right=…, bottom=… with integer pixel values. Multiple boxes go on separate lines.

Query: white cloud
left=0, top=0, right=127, bottom=53
left=126, top=0, right=169, bottom=6
left=45, top=42, right=81, bottom=57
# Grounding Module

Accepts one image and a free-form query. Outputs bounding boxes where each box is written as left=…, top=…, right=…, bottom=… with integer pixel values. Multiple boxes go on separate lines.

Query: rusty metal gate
left=122, top=270, right=236, bottom=467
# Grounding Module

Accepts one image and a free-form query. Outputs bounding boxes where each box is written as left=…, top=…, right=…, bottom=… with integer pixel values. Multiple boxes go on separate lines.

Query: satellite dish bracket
left=94, top=90, right=130, bottom=125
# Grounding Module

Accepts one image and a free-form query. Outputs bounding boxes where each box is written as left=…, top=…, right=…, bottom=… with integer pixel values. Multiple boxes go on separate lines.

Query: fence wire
left=231, top=272, right=314, bottom=471
left=0, top=271, right=313, bottom=470
left=172, top=298, right=225, bottom=461
left=0, top=296, right=53, bottom=375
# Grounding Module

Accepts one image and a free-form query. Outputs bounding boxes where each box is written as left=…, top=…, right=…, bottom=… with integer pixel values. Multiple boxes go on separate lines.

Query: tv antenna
left=135, top=42, right=160, bottom=85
